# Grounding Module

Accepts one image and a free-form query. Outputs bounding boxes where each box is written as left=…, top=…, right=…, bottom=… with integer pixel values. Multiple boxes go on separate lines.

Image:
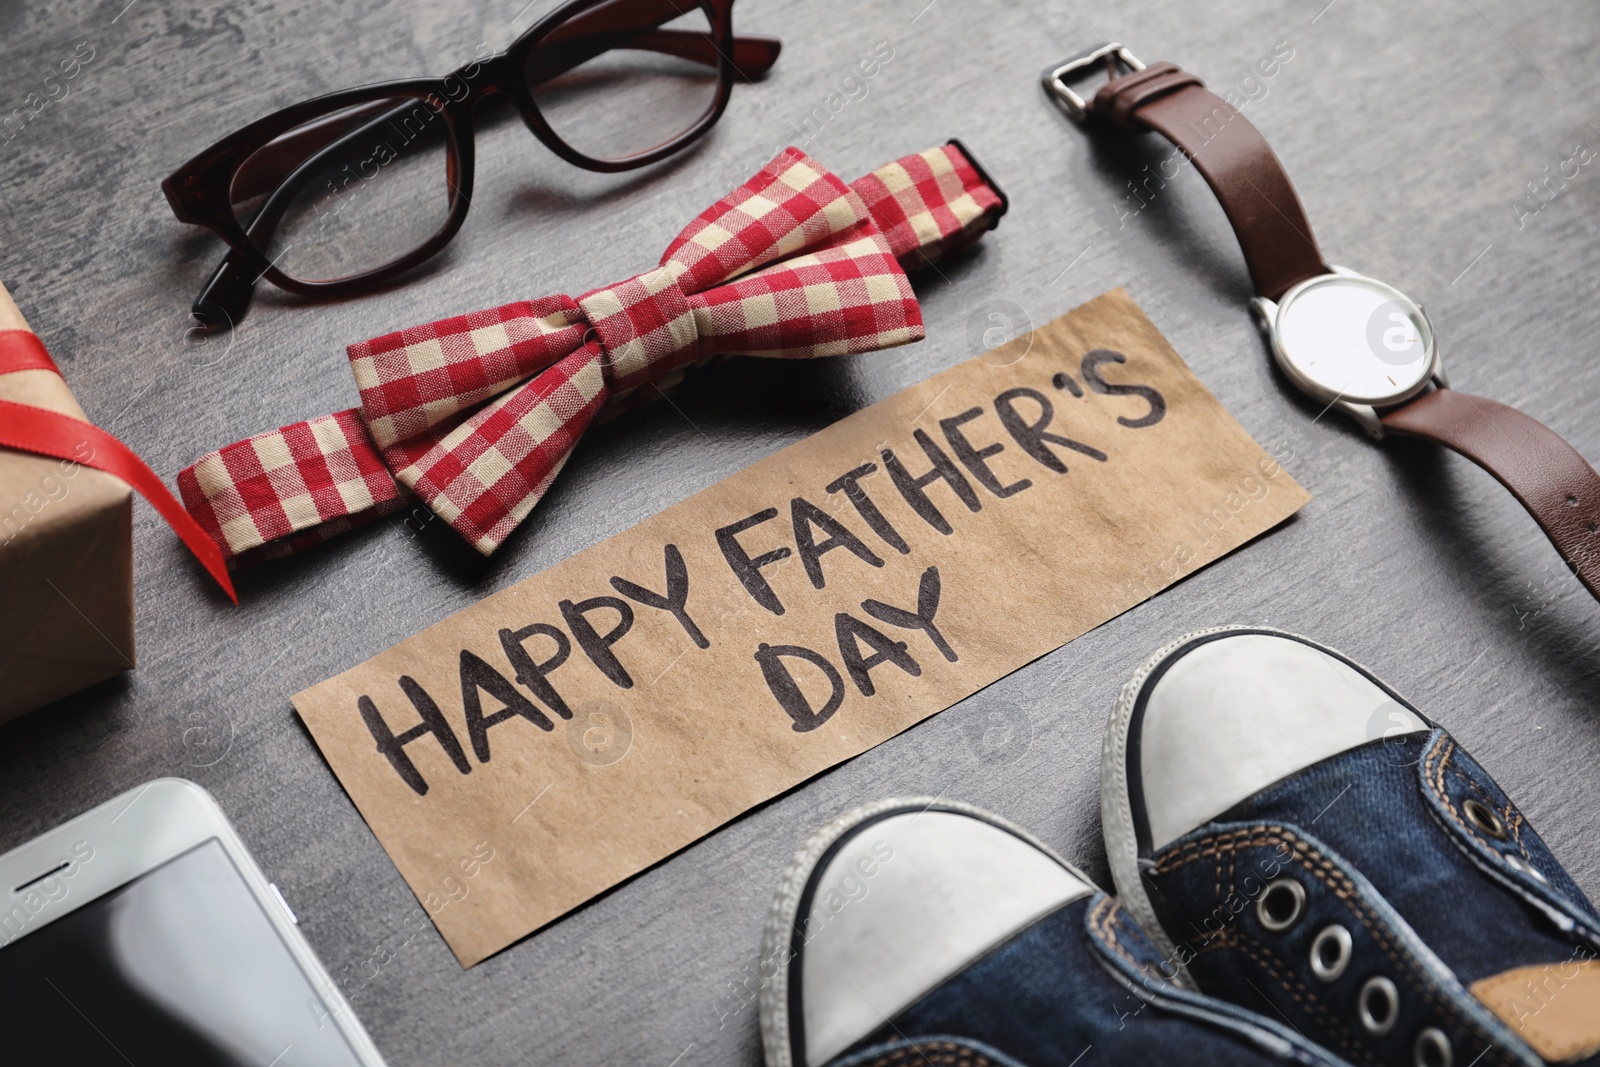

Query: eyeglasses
left=161, top=0, right=779, bottom=329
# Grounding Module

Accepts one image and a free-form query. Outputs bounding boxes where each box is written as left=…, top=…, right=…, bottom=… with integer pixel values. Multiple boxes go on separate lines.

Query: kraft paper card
left=294, top=289, right=1310, bottom=966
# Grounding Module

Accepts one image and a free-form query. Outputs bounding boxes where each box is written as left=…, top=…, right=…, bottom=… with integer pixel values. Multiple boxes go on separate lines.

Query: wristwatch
left=1044, top=44, right=1600, bottom=603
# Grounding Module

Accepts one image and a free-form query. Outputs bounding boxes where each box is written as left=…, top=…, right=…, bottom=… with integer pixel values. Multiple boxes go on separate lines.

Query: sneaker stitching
left=1230, top=932, right=1375, bottom=1064
left=1430, top=737, right=1541, bottom=868
left=1091, top=896, right=1156, bottom=980
left=1190, top=927, right=1238, bottom=957
left=1222, top=845, right=1371, bottom=1064
left=1153, top=826, right=1521, bottom=1067
left=861, top=1040, right=996, bottom=1067
left=1505, top=807, right=1531, bottom=860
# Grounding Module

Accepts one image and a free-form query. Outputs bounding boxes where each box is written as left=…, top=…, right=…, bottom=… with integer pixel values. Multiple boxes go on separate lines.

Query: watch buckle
left=1042, top=43, right=1146, bottom=121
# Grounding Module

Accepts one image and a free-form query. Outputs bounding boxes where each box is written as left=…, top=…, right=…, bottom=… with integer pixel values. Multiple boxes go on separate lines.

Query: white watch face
left=1273, top=274, right=1434, bottom=404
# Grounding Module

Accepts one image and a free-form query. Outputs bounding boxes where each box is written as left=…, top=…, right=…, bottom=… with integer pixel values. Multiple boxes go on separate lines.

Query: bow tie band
left=178, top=143, right=1005, bottom=568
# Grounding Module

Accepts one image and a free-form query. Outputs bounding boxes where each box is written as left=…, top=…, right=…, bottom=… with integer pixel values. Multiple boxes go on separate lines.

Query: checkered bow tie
left=179, top=144, right=1005, bottom=566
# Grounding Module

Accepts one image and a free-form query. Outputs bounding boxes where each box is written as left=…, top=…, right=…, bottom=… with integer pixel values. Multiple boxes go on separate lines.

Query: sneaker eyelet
left=1414, top=1027, right=1452, bottom=1067
left=1256, top=878, right=1307, bottom=933
left=1462, top=798, right=1508, bottom=841
left=1310, top=924, right=1352, bottom=982
left=1358, top=976, right=1400, bottom=1036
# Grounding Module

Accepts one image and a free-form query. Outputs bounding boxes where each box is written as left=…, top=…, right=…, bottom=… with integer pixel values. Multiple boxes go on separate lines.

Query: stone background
left=1, top=0, right=1597, bottom=1063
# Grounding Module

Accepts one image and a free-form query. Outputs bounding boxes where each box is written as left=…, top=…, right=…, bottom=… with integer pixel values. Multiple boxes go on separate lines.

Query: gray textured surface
left=2, top=0, right=1598, bottom=1063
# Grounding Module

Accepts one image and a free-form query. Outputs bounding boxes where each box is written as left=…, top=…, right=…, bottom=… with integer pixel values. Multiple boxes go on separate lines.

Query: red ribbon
left=0, top=329, right=237, bottom=603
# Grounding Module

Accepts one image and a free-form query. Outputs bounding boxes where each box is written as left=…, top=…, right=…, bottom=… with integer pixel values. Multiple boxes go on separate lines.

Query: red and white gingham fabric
left=179, top=143, right=1004, bottom=566
left=852, top=142, right=1005, bottom=270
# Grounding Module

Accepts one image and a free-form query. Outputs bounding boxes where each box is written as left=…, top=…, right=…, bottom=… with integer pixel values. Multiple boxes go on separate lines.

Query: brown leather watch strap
left=1090, top=62, right=1329, bottom=301
left=1382, top=388, right=1600, bottom=601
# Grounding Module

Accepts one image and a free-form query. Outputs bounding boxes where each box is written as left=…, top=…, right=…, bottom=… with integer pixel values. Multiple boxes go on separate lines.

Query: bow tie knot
left=578, top=260, right=699, bottom=392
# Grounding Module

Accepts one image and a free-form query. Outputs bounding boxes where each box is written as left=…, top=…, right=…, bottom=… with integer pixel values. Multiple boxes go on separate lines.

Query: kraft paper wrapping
left=294, top=290, right=1311, bottom=966
left=0, top=283, right=134, bottom=721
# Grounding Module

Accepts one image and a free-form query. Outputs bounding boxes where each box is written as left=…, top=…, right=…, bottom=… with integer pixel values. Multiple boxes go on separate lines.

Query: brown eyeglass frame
left=161, top=0, right=779, bottom=328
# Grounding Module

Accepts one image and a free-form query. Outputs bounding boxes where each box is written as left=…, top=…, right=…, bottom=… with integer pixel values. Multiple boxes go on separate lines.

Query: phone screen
left=0, top=839, right=366, bottom=1065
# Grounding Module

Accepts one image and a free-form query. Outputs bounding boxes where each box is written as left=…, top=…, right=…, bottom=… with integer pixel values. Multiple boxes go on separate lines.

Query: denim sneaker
left=1102, top=626, right=1600, bottom=1067
left=758, top=797, right=1351, bottom=1067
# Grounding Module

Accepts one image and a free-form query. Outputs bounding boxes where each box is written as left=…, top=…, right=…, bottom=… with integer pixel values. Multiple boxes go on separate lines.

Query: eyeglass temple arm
left=195, top=100, right=439, bottom=328
left=227, top=99, right=400, bottom=202
left=526, top=29, right=778, bottom=89
left=543, top=0, right=780, bottom=77
left=730, top=35, right=781, bottom=77
left=536, top=0, right=779, bottom=78
left=193, top=250, right=257, bottom=331
left=634, top=30, right=780, bottom=78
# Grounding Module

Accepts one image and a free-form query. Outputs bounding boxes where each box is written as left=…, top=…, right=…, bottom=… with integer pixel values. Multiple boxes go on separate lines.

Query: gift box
left=0, top=284, right=134, bottom=721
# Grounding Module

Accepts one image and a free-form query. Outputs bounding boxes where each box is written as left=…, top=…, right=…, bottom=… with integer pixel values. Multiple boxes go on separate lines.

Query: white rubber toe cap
left=796, top=808, right=1091, bottom=1067
left=1135, top=631, right=1428, bottom=851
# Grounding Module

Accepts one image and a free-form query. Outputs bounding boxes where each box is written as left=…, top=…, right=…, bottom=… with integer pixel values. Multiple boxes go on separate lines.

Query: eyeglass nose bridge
left=440, top=51, right=517, bottom=108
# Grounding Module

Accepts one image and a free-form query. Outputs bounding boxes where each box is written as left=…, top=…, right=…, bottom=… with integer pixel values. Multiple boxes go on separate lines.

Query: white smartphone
left=0, top=778, right=387, bottom=1066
